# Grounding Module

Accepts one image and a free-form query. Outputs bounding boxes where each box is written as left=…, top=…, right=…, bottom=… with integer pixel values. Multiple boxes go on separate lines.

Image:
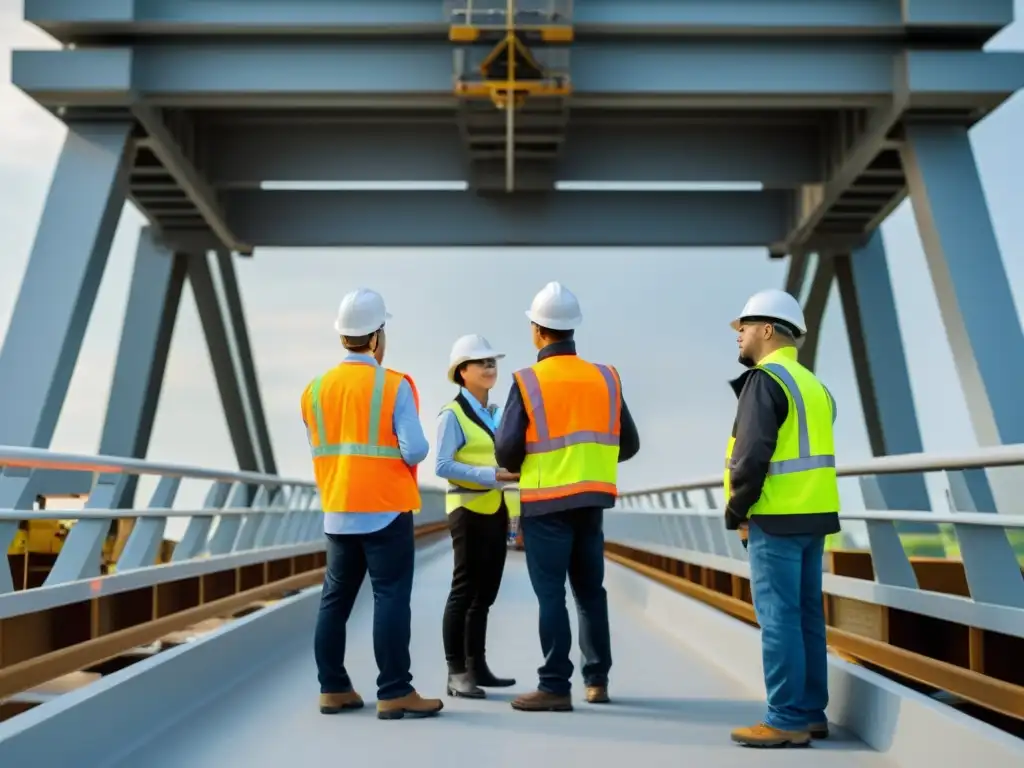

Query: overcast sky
left=1, top=3, right=1023, bottom=521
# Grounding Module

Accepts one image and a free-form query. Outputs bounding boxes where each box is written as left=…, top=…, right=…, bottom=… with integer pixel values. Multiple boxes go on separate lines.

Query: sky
left=1, top=2, right=1023, bottom=524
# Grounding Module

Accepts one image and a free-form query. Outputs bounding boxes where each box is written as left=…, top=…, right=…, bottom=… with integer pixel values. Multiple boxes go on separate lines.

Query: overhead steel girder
left=23, top=0, right=1016, bottom=41
left=223, top=190, right=790, bottom=248
left=13, top=43, right=1024, bottom=110
left=206, top=121, right=824, bottom=188
left=132, top=107, right=247, bottom=253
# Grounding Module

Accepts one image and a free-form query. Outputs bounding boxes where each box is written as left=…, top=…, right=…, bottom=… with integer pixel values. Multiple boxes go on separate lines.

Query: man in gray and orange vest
left=301, top=288, right=443, bottom=721
left=495, top=281, right=640, bottom=712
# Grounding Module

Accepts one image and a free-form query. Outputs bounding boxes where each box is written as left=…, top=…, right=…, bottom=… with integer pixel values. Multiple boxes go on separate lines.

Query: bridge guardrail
left=0, top=446, right=447, bottom=704
left=605, top=445, right=1024, bottom=723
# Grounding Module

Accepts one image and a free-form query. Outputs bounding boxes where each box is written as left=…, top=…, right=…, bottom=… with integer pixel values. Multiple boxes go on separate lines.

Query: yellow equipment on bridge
left=449, top=0, right=572, bottom=110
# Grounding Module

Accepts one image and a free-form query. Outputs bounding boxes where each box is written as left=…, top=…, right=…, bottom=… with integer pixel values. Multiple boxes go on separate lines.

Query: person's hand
left=496, top=469, right=520, bottom=482
left=738, top=522, right=749, bottom=549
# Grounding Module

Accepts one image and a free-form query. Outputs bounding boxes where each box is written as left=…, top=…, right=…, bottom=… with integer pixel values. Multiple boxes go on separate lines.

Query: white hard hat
left=334, top=288, right=392, bottom=336
left=447, top=334, right=504, bottom=383
left=525, top=281, right=582, bottom=331
left=730, top=288, right=807, bottom=336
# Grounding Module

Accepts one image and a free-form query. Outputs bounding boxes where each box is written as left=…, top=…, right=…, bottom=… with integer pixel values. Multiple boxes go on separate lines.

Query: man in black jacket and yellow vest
left=724, top=288, right=841, bottom=748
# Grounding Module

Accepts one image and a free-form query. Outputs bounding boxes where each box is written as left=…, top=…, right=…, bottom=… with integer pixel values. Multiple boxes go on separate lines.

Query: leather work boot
left=376, top=690, right=444, bottom=720
left=510, top=690, right=573, bottom=712
left=319, top=691, right=364, bottom=714
left=585, top=685, right=610, bottom=704
left=446, top=671, right=486, bottom=699
left=730, top=723, right=811, bottom=748
left=809, top=722, right=830, bottom=739
left=468, top=656, right=515, bottom=688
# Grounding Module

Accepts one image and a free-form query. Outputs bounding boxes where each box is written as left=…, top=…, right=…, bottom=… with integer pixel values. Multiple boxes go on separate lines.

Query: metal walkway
left=104, top=543, right=887, bottom=768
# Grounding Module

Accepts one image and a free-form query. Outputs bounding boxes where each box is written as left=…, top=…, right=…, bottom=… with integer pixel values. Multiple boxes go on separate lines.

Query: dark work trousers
left=441, top=501, right=511, bottom=671
left=313, top=513, right=415, bottom=701
left=521, top=507, right=612, bottom=696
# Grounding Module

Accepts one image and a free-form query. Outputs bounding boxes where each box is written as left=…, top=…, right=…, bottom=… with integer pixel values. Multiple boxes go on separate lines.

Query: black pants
left=442, top=502, right=510, bottom=671
left=521, top=507, right=611, bottom=695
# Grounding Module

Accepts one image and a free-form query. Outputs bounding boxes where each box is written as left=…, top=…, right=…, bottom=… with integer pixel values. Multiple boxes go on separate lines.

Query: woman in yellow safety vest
left=436, top=334, right=521, bottom=699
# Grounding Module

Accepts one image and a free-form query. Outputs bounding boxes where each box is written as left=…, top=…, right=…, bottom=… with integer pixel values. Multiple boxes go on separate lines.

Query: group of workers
left=300, top=280, right=841, bottom=749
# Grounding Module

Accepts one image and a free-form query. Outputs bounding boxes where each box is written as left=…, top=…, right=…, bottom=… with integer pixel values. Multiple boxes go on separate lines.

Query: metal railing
left=0, top=446, right=446, bottom=611
left=607, top=444, right=1024, bottom=628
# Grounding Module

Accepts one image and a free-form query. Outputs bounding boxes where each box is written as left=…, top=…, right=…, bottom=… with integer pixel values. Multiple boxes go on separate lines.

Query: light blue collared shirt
left=305, top=353, right=429, bottom=535
left=435, top=388, right=504, bottom=489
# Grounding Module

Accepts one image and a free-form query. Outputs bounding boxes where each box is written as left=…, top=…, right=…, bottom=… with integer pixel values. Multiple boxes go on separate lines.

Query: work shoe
left=319, top=691, right=364, bottom=714
left=585, top=685, right=610, bottom=704
left=376, top=690, right=444, bottom=720
left=468, top=656, right=515, bottom=688
left=809, top=722, right=830, bottom=739
left=446, top=672, right=485, bottom=699
left=731, top=723, right=811, bottom=748
left=510, top=690, right=573, bottom=712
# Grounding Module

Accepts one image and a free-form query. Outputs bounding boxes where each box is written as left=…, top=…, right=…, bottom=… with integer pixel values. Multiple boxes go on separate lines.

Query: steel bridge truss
left=2, top=0, right=1024, bottom=525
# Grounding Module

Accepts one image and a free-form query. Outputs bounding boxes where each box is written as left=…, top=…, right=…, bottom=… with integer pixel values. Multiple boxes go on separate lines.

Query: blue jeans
left=313, top=513, right=415, bottom=701
left=747, top=524, right=829, bottom=731
left=521, top=508, right=612, bottom=695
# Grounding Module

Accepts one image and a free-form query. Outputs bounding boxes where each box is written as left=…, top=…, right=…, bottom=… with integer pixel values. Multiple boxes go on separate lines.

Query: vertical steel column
left=0, top=122, right=132, bottom=448
left=834, top=231, right=936, bottom=537
left=902, top=122, right=1024, bottom=513
left=98, top=227, right=188, bottom=508
left=799, top=253, right=834, bottom=372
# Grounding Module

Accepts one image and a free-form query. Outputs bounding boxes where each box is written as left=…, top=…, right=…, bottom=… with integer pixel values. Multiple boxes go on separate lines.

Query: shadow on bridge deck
left=106, top=541, right=889, bottom=767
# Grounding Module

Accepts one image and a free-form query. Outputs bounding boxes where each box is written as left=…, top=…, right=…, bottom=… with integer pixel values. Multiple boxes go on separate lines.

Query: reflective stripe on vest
left=515, top=357, right=621, bottom=503
left=310, top=367, right=403, bottom=459
left=724, top=349, right=840, bottom=517
left=441, top=401, right=520, bottom=517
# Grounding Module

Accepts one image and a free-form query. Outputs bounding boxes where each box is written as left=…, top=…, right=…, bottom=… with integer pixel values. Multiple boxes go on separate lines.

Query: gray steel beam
left=206, top=122, right=825, bottom=188
left=0, top=121, right=131, bottom=447
left=13, top=43, right=1024, bottom=110
left=187, top=253, right=272, bottom=475
left=833, top=232, right=936, bottom=528
left=798, top=254, right=834, bottom=373
left=902, top=122, right=1024, bottom=515
left=22, top=0, right=1015, bottom=41
left=97, top=227, right=187, bottom=508
left=133, top=107, right=245, bottom=252
left=223, top=190, right=791, bottom=248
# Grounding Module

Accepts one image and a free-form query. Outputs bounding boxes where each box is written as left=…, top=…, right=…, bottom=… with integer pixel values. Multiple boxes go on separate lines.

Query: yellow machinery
left=449, top=0, right=573, bottom=110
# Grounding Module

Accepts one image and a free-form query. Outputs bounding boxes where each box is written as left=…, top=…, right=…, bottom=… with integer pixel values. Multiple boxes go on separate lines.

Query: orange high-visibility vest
left=301, top=362, right=421, bottom=513
left=513, top=355, right=621, bottom=505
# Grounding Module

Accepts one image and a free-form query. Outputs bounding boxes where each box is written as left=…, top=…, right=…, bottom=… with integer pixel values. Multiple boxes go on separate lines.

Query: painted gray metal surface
left=94, top=550, right=889, bottom=767
left=206, top=121, right=826, bottom=187
left=21, top=0, right=1016, bottom=39
left=13, top=42, right=1024, bottom=110
left=225, top=189, right=791, bottom=248
left=902, top=122, right=1024, bottom=515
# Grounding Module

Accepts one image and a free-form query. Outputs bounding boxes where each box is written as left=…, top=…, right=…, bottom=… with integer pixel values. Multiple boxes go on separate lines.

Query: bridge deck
left=107, top=546, right=891, bottom=767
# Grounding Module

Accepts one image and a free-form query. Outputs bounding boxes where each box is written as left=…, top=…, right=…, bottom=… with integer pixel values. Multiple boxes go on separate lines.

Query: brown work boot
left=809, top=722, right=830, bottom=739
left=731, top=723, right=811, bottom=748
left=376, top=690, right=444, bottom=720
left=319, top=691, right=364, bottom=714
left=585, top=685, right=610, bottom=704
left=510, top=690, right=573, bottom=712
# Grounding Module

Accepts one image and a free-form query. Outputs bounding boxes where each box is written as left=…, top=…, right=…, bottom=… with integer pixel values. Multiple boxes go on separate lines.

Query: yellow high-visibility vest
left=441, top=401, right=520, bottom=517
left=725, top=346, right=840, bottom=520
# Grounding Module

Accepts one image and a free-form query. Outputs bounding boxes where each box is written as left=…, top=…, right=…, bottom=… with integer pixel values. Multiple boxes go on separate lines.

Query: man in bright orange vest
left=301, top=288, right=443, bottom=721
left=495, top=282, right=640, bottom=712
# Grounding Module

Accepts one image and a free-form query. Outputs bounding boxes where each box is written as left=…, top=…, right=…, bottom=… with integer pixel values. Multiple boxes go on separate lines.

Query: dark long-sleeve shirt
left=725, top=368, right=840, bottom=536
left=494, top=340, right=640, bottom=516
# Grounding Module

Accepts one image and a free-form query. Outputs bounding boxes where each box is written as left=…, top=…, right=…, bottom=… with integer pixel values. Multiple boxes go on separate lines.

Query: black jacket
left=494, top=340, right=640, bottom=517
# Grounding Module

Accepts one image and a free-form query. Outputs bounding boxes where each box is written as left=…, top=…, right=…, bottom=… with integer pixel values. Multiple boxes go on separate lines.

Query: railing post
left=859, top=476, right=919, bottom=588
left=172, top=481, right=231, bottom=561
left=0, top=467, right=37, bottom=593
left=118, top=475, right=181, bottom=570
left=207, top=482, right=249, bottom=555
left=233, top=485, right=270, bottom=551
left=45, top=473, right=127, bottom=585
